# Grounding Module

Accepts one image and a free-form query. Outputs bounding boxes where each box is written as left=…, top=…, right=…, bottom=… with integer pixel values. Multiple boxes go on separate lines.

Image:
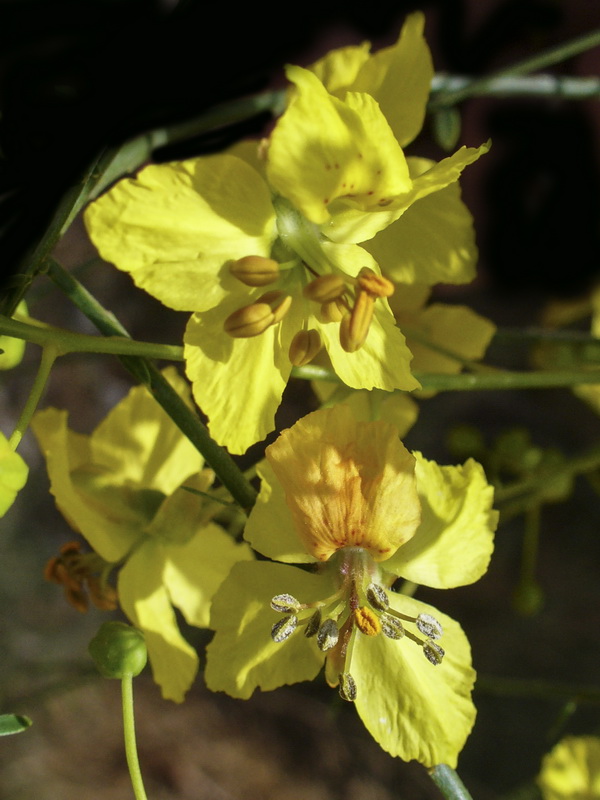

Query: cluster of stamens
left=269, top=579, right=444, bottom=703
left=44, top=541, right=117, bottom=613
left=223, top=254, right=394, bottom=363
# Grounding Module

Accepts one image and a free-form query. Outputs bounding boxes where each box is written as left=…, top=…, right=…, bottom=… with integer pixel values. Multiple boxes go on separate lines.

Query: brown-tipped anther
left=339, top=291, right=374, bottom=353
left=317, top=618, right=339, bottom=651
left=303, top=274, right=347, bottom=303
left=380, top=613, right=405, bottom=640
left=304, top=608, right=322, bottom=638
left=416, top=613, right=443, bottom=640
left=224, top=302, right=275, bottom=338
left=271, top=593, right=301, bottom=613
left=319, top=298, right=345, bottom=323
left=229, top=255, right=281, bottom=287
left=271, top=615, right=298, bottom=643
left=423, top=640, right=445, bottom=665
left=257, top=291, right=293, bottom=324
left=366, top=583, right=389, bottom=611
left=289, top=329, right=323, bottom=367
left=354, top=606, right=381, bottom=636
left=357, top=267, right=395, bottom=298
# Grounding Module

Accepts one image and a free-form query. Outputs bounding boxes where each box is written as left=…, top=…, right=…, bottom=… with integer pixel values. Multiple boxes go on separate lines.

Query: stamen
left=416, top=613, right=443, bottom=640
left=339, top=291, right=374, bottom=353
left=224, top=302, right=275, bottom=338
left=303, top=274, right=347, bottom=303
left=288, top=329, right=322, bottom=367
left=423, top=640, right=445, bottom=665
left=354, top=606, right=381, bottom=636
left=229, top=255, right=280, bottom=287
left=271, top=615, right=298, bottom=643
left=356, top=267, right=394, bottom=299
left=380, top=613, right=405, bottom=640
left=258, top=290, right=293, bottom=324
left=366, top=583, right=389, bottom=611
left=317, top=618, right=339, bottom=651
left=270, top=593, right=301, bottom=613
left=304, top=608, right=322, bottom=638
left=338, top=672, right=357, bottom=702
left=319, top=298, right=345, bottom=323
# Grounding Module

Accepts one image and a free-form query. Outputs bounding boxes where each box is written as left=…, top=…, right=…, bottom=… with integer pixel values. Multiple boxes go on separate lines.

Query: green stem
left=428, top=764, right=474, bottom=800
left=0, top=315, right=184, bottom=361
left=9, top=345, right=58, bottom=450
left=430, top=73, right=600, bottom=101
left=430, top=27, right=600, bottom=108
left=121, top=676, right=148, bottom=800
left=293, top=364, right=600, bottom=391
left=402, top=326, right=499, bottom=373
left=48, top=261, right=257, bottom=512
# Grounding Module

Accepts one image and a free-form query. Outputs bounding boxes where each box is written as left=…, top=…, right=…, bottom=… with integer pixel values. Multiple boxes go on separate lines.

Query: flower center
left=269, top=547, right=444, bottom=702
left=223, top=196, right=394, bottom=362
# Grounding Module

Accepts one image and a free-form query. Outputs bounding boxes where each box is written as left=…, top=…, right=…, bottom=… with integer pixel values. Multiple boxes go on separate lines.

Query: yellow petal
left=244, top=461, right=317, bottom=563
left=265, top=405, right=421, bottom=561
left=385, top=454, right=497, bottom=587
left=365, top=156, right=480, bottom=286
left=538, top=736, right=600, bottom=800
left=84, top=155, right=276, bottom=311
left=118, top=542, right=198, bottom=702
left=164, top=521, right=254, bottom=628
left=309, top=42, right=372, bottom=95
left=313, top=382, right=419, bottom=436
left=353, top=593, right=476, bottom=767
left=0, top=432, right=28, bottom=516
left=267, top=66, right=410, bottom=227
left=205, top=561, right=331, bottom=698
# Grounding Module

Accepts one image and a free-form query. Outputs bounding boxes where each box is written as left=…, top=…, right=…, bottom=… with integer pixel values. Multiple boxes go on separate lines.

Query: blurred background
left=1, top=0, right=600, bottom=797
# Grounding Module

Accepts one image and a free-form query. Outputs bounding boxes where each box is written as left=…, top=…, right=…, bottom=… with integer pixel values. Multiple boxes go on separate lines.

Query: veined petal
left=144, top=471, right=216, bottom=546
left=325, top=142, right=490, bottom=244
left=265, top=405, right=421, bottom=562
left=0, top=432, right=28, bottom=515
left=385, top=454, right=497, bottom=588
left=267, top=66, right=410, bottom=227
left=245, top=461, right=317, bottom=563
left=313, top=382, right=419, bottom=436
left=365, top=157, right=479, bottom=286
left=164, top=522, right=254, bottom=628
left=118, top=541, right=198, bottom=702
left=184, top=289, right=302, bottom=452
left=401, top=304, right=497, bottom=375
left=85, top=155, right=276, bottom=311
left=345, top=12, right=433, bottom=147
left=205, top=561, right=332, bottom=698
left=353, top=593, right=476, bottom=768
left=31, top=409, right=142, bottom=562
left=92, top=367, right=204, bottom=494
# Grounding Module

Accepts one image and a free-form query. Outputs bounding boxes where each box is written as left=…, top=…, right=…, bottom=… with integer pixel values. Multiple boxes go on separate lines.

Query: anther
left=317, top=618, right=339, bottom=651
left=354, top=606, right=381, bottom=636
left=257, top=291, right=293, bottom=323
left=229, top=255, right=280, bottom=287
left=304, top=608, right=322, bottom=638
left=224, top=302, right=275, bottom=338
left=416, top=613, right=443, bottom=640
left=271, top=615, right=298, bottom=643
left=380, top=613, right=405, bottom=640
left=303, top=274, right=347, bottom=303
left=271, top=593, right=301, bottom=613
left=339, top=291, right=374, bottom=353
left=338, top=672, right=357, bottom=702
left=357, top=267, right=394, bottom=299
left=366, top=583, right=389, bottom=611
left=319, top=299, right=345, bottom=323
left=289, top=329, right=322, bottom=367
left=423, top=640, right=445, bottom=665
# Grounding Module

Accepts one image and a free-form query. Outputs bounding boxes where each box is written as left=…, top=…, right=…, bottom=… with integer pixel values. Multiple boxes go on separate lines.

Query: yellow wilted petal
left=118, top=543, right=198, bottom=702
left=267, top=66, right=410, bottom=227
left=353, top=593, right=476, bottom=768
left=385, top=454, right=497, bottom=588
left=265, top=406, right=421, bottom=562
left=84, top=155, right=276, bottom=312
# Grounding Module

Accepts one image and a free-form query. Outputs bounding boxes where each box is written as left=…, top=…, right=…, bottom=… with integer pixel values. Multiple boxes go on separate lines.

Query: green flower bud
left=88, top=621, right=148, bottom=679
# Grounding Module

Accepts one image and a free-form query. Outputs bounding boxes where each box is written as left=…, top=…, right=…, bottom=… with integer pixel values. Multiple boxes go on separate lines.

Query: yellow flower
left=538, top=737, right=600, bottom=800
left=0, top=431, right=28, bottom=516
left=84, top=13, right=488, bottom=454
left=31, top=368, right=253, bottom=702
left=205, top=405, right=498, bottom=766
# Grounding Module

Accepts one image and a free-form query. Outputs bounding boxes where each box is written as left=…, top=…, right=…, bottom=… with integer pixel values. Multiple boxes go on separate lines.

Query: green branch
left=48, top=260, right=257, bottom=512
left=428, top=765, right=474, bottom=800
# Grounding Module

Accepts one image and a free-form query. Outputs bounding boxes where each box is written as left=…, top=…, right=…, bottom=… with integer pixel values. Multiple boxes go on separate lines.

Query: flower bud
left=303, top=274, right=347, bottom=303
left=288, top=329, right=322, bottom=367
left=229, top=256, right=280, bottom=287
left=88, top=621, right=148, bottom=679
